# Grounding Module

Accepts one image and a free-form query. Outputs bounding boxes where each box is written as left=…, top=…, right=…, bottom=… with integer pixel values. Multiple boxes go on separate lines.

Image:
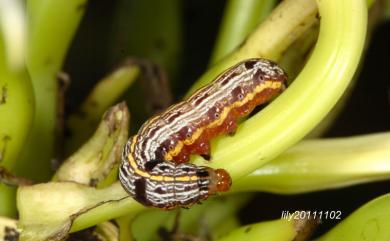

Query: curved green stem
left=279, top=25, right=319, bottom=81
left=191, top=0, right=367, bottom=182
left=16, top=0, right=87, bottom=181
left=116, top=215, right=135, bottom=241
left=209, top=0, right=277, bottom=64
left=0, top=0, right=33, bottom=217
left=94, top=222, right=120, bottom=241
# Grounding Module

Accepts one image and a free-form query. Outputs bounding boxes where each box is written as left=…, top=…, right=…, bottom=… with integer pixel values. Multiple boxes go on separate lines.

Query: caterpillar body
left=119, top=58, right=287, bottom=209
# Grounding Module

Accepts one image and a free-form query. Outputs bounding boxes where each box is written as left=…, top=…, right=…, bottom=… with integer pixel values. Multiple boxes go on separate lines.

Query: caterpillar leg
left=191, top=137, right=211, bottom=161
left=172, top=140, right=211, bottom=163
left=172, top=147, right=190, bottom=163
left=224, top=115, right=238, bottom=136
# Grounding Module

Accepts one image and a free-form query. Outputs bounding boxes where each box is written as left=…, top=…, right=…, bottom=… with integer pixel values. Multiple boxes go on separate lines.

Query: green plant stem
left=209, top=0, right=277, bottom=64
left=190, top=0, right=367, bottom=182
left=315, top=193, right=390, bottom=241
left=279, top=25, right=319, bottom=81
left=116, top=215, right=135, bottom=241
left=232, top=132, right=390, bottom=194
left=94, top=222, right=119, bottom=241
left=306, top=0, right=376, bottom=138
left=68, top=183, right=141, bottom=233
left=17, top=0, right=87, bottom=181
left=0, top=188, right=15, bottom=218
left=66, top=63, right=139, bottom=153
left=0, top=0, right=33, bottom=217
left=0, top=65, right=32, bottom=217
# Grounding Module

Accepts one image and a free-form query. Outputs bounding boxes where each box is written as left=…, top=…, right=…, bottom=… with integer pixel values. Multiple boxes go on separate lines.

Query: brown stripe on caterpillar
left=119, top=58, right=287, bottom=209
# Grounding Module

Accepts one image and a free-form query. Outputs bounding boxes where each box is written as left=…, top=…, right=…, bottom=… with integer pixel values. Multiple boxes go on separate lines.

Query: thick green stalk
left=94, top=222, right=119, bottom=241
left=315, top=193, right=390, bottom=241
left=116, top=215, right=135, bottom=241
left=69, top=183, right=142, bottom=233
left=0, top=188, right=15, bottom=218
left=190, top=0, right=367, bottom=182
left=0, top=0, right=33, bottom=217
left=210, top=0, right=277, bottom=64
left=17, top=0, right=87, bottom=181
left=279, top=25, right=319, bottom=81
left=233, top=132, right=390, bottom=194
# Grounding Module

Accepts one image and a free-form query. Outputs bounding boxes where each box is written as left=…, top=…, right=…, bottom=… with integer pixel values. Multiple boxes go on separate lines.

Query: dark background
left=64, top=0, right=390, bottom=237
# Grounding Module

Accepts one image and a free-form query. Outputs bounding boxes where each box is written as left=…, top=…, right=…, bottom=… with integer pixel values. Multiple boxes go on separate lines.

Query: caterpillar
left=119, top=58, right=287, bottom=209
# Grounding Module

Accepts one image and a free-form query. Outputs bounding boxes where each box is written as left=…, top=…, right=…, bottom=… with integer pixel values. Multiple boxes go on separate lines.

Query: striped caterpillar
left=119, top=58, right=287, bottom=209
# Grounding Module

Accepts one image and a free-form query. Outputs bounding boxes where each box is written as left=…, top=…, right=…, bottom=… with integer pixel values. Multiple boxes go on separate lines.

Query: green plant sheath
left=66, top=64, right=139, bottom=154
left=16, top=0, right=87, bottom=181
